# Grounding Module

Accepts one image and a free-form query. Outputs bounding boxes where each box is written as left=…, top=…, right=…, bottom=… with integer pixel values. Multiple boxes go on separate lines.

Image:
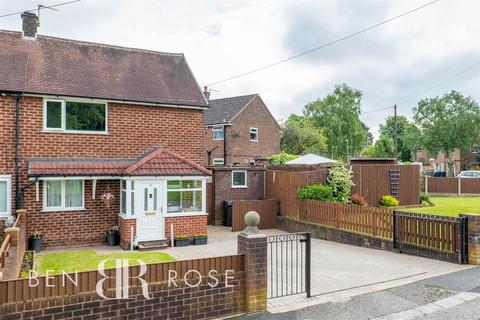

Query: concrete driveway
left=162, top=226, right=472, bottom=312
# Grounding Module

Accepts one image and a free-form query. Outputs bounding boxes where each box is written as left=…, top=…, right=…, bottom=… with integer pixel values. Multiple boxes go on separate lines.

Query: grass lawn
left=36, top=249, right=175, bottom=275
left=404, top=196, right=480, bottom=217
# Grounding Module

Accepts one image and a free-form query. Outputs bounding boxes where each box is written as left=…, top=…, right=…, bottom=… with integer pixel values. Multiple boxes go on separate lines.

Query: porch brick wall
left=119, top=216, right=136, bottom=249
left=212, top=168, right=265, bottom=225
left=27, top=180, right=119, bottom=248
left=0, top=95, right=206, bottom=247
left=165, top=215, right=208, bottom=239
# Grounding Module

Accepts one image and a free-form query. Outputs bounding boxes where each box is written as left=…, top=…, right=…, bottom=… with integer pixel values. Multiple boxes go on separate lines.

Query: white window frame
left=119, top=179, right=135, bottom=218
left=165, top=179, right=205, bottom=216
left=43, top=179, right=85, bottom=212
left=231, top=170, right=247, bottom=188
left=0, top=175, right=12, bottom=217
left=250, top=127, right=259, bottom=142
left=212, top=126, right=224, bottom=140
left=43, top=98, right=108, bottom=134
left=212, top=158, right=225, bottom=166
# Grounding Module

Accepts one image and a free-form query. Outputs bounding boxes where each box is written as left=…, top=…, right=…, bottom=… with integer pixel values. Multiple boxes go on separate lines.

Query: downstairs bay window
left=167, top=180, right=204, bottom=214
left=43, top=180, right=84, bottom=211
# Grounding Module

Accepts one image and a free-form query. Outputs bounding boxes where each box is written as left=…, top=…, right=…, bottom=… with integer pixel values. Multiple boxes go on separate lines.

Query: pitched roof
left=0, top=30, right=207, bottom=107
left=28, top=149, right=210, bottom=177
left=204, top=94, right=257, bottom=125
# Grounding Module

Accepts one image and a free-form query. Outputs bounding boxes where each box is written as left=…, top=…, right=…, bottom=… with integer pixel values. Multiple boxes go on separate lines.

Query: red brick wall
left=26, top=180, right=119, bottom=248
left=212, top=168, right=265, bottom=224
left=119, top=216, right=136, bottom=248
left=165, top=215, right=208, bottom=238
left=0, top=94, right=206, bottom=247
left=204, top=96, right=280, bottom=166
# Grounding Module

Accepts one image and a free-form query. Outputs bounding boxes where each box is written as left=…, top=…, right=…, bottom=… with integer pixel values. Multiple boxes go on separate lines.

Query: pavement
left=233, top=267, right=480, bottom=320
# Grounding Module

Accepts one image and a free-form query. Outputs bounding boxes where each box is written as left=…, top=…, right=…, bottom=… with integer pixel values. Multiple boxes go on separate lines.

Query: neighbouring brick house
left=416, top=147, right=480, bottom=175
left=0, top=12, right=211, bottom=249
left=203, top=92, right=281, bottom=166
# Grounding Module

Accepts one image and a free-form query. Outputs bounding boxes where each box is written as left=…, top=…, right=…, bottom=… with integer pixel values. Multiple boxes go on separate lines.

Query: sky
left=1, top=0, right=479, bottom=139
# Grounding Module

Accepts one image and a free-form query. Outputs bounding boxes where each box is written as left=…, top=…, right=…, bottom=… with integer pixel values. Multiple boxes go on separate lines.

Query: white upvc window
left=166, top=180, right=204, bottom=214
left=250, top=127, right=258, bottom=141
left=232, top=170, right=247, bottom=188
left=43, top=179, right=84, bottom=211
left=0, top=175, right=12, bottom=217
left=212, top=126, right=224, bottom=140
left=43, top=98, right=108, bottom=134
left=120, top=180, right=135, bottom=217
left=212, top=158, right=225, bottom=166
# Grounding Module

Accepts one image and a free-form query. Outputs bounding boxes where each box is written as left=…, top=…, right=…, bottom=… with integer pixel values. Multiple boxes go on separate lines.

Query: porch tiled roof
left=28, top=149, right=210, bottom=177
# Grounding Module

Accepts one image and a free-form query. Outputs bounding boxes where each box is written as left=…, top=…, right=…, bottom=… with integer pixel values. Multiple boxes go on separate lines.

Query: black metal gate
left=267, top=232, right=311, bottom=299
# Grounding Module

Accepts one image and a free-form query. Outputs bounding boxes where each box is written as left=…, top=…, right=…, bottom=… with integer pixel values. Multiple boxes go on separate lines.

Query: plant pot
left=106, top=231, right=120, bottom=246
left=194, top=237, right=208, bottom=245
left=174, top=238, right=190, bottom=247
left=28, top=237, right=43, bottom=253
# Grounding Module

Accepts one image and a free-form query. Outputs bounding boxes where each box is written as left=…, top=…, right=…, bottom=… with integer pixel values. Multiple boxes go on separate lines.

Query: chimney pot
left=21, top=11, right=38, bottom=39
left=203, top=86, right=210, bottom=100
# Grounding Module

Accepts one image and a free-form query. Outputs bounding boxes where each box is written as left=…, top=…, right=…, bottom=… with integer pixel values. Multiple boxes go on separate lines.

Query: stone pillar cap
left=240, top=211, right=263, bottom=236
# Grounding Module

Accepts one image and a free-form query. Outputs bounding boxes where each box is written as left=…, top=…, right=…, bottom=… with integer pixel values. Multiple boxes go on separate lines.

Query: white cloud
left=1, top=0, right=479, bottom=138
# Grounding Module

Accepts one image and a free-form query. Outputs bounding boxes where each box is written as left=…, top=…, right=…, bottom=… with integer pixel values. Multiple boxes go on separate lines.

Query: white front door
left=137, top=182, right=164, bottom=241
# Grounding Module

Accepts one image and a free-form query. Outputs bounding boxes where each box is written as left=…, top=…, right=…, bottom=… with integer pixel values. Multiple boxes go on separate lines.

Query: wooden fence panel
left=231, top=199, right=279, bottom=232
left=461, top=179, right=480, bottom=194
left=426, top=177, right=458, bottom=194
left=298, top=200, right=393, bottom=239
left=265, top=170, right=328, bottom=219
left=0, top=254, right=245, bottom=304
left=0, top=212, right=27, bottom=280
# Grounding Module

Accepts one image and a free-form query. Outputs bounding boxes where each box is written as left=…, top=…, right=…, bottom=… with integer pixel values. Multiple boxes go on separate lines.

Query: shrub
left=297, top=184, right=334, bottom=201
left=420, top=193, right=432, bottom=205
left=380, top=195, right=399, bottom=207
left=268, top=152, right=300, bottom=165
left=351, top=193, right=368, bottom=206
left=327, top=166, right=354, bottom=203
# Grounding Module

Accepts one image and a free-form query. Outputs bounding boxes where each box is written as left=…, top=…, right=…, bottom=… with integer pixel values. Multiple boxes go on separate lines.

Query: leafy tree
left=360, top=136, right=394, bottom=158
left=280, top=115, right=327, bottom=155
left=304, top=84, right=368, bottom=160
left=413, top=91, right=480, bottom=173
left=378, top=116, right=421, bottom=162
left=268, top=152, right=300, bottom=165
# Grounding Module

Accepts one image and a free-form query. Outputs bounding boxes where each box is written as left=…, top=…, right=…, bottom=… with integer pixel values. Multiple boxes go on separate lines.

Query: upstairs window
left=212, top=126, right=224, bottom=140
left=250, top=127, right=258, bottom=141
left=212, top=158, right=225, bottom=166
left=44, top=99, right=107, bottom=133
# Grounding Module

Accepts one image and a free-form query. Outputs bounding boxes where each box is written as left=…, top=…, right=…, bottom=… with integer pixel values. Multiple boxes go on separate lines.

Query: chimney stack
left=21, top=12, right=38, bottom=39
left=203, top=86, right=210, bottom=100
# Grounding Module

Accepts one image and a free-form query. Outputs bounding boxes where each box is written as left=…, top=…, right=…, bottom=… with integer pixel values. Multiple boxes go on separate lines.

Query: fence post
left=392, top=210, right=398, bottom=249
left=458, top=178, right=462, bottom=196
left=425, top=176, right=428, bottom=195
left=460, top=213, right=480, bottom=265
left=237, top=211, right=268, bottom=313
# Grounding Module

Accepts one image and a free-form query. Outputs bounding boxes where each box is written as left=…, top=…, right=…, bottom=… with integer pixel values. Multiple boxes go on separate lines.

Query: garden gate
left=267, top=232, right=311, bottom=299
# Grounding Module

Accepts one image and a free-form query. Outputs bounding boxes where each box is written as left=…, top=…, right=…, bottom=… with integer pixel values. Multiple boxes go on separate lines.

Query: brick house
left=0, top=13, right=211, bottom=249
left=203, top=93, right=281, bottom=166
left=202, top=92, right=280, bottom=225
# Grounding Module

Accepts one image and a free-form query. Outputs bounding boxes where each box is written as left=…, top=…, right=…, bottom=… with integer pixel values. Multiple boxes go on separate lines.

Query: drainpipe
left=19, top=177, right=39, bottom=209
left=14, top=94, right=21, bottom=210
left=223, top=125, right=228, bottom=165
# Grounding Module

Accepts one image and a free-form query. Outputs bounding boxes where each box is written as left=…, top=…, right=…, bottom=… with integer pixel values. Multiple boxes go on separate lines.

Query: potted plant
left=193, top=234, right=208, bottom=245
left=106, top=226, right=120, bottom=246
left=28, top=231, right=43, bottom=253
left=174, top=236, right=190, bottom=247
left=101, top=186, right=115, bottom=208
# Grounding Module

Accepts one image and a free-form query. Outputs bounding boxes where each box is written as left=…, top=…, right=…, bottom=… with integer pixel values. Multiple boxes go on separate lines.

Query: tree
left=304, top=84, right=368, bottom=160
left=360, top=136, right=394, bottom=158
left=413, top=91, right=480, bottom=173
left=378, top=116, right=421, bottom=162
left=268, top=152, right=300, bottom=165
left=280, top=115, right=327, bottom=155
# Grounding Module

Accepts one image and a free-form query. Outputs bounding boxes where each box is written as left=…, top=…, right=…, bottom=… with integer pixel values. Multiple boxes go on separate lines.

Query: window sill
left=118, top=214, right=136, bottom=220
left=42, top=208, right=86, bottom=213
left=231, top=186, right=248, bottom=189
left=42, top=130, right=109, bottom=135
left=164, top=212, right=208, bottom=218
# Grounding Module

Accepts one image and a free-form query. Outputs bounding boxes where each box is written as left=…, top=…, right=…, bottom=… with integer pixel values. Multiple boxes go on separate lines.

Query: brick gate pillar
left=461, top=213, right=480, bottom=265
left=237, top=211, right=268, bottom=314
